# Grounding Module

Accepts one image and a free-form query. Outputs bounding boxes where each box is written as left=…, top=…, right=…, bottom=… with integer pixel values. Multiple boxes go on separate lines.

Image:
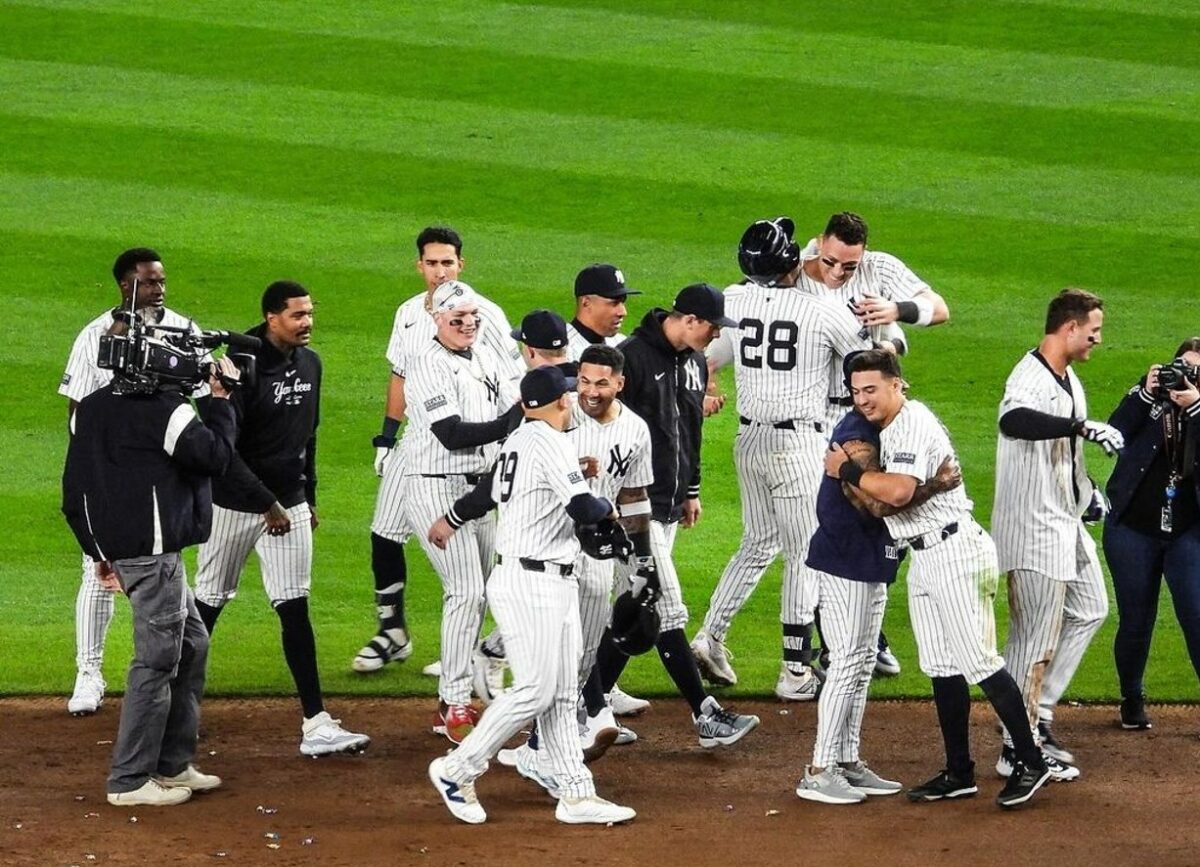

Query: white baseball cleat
left=429, top=757, right=486, bottom=824
left=351, top=629, right=412, bottom=673
left=300, top=712, right=371, bottom=756
left=581, top=707, right=620, bottom=763
left=614, top=725, right=638, bottom=746
left=555, top=795, right=636, bottom=825
left=471, top=645, right=508, bottom=704
left=606, top=685, right=649, bottom=716
left=873, top=647, right=902, bottom=677
left=422, top=660, right=442, bottom=677
left=775, top=664, right=821, bottom=701
left=68, top=669, right=105, bottom=716
left=107, top=779, right=191, bottom=807
left=691, top=631, right=738, bottom=686
left=153, top=764, right=222, bottom=792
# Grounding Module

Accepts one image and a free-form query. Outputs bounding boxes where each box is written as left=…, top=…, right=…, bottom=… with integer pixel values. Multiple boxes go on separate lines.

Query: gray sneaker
left=694, top=696, right=760, bottom=748
left=840, top=760, right=902, bottom=796
left=795, top=766, right=866, bottom=805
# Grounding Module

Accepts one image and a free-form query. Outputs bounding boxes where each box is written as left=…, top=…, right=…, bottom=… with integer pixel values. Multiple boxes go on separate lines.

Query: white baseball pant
left=369, top=442, right=412, bottom=543
left=1005, top=525, right=1108, bottom=730
left=194, top=503, right=313, bottom=606
left=576, top=554, right=615, bottom=683
left=441, top=561, right=595, bottom=800
left=908, top=518, right=1006, bottom=685
left=404, top=475, right=496, bottom=706
left=701, top=424, right=824, bottom=642
left=75, top=553, right=116, bottom=672
left=811, top=574, right=887, bottom=768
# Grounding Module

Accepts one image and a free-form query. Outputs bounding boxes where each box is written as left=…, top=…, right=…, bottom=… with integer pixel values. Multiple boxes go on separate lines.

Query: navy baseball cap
left=521, top=365, right=575, bottom=408
left=574, top=264, right=641, bottom=299
left=672, top=283, right=737, bottom=328
left=511, top=309, right=568, bottom=350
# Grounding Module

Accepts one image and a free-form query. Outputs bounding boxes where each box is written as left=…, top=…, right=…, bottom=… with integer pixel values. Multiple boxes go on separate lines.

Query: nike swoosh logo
left=404, top=322, right=415, bottom=329
left=654, top=372, right=666, bottom=381
left=284, top=370, right=296, bottom=377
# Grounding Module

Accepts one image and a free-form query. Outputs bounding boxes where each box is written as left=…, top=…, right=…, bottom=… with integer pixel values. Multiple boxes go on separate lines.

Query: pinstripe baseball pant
left=194, top=503, right=313, bottom=607
left=441, top=561, right=595, bottom=800
left=812, top=574, right=887, bottom=767
left=76, top=553, right=116, bottom=672
left=908, top=518, right=1006, bottom=684
left=404, top=475, right=496, bottom=706
left=701, top=424, right=824, bottom=641
left=370, top=440, right=412, bottom=543
left=577, top=554, right=615, bottom=683
left=1005, top=525, right=1107, bottom=730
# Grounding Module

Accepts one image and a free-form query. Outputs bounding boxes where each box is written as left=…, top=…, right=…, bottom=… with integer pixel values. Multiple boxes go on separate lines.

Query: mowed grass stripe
left=529, top=0, right=1200, bottom=68
left=11, top=0, right=1200, bottom=120
left=1, top=6, right=1197, bottom=177
left=4, top=62, right=1199, bottom=245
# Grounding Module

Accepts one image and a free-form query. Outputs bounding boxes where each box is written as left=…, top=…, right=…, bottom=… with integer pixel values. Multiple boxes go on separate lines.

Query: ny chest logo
left=684, top=359, right=702, bottom=392
left=484, top=374, right=500, bottom=404
left=273, top=373, right=313, bottom=406
left=607, top=443, right=633, bottom=478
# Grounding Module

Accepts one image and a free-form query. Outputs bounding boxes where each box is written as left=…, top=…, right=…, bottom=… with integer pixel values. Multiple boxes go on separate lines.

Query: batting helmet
left=610, top=588, right=661, bottom=656
left=737, top=217, right=800, bottom=286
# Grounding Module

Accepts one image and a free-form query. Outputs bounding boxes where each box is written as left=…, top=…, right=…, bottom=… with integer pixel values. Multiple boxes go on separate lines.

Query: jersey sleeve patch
left=424, top=395, right=448, bottom=412
left=892, top=451, right=917, bottom=465
left=567, top=470, right=584, bottom=484
left=61, top=373, right=72, bottom=386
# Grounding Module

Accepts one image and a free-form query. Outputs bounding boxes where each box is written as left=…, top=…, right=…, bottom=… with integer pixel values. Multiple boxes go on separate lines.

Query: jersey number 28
left=739, top=318, right=799, bottom=371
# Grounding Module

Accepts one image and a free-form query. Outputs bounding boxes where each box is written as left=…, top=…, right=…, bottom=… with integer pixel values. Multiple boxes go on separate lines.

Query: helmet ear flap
left=738, top=217, right=800, bottom=286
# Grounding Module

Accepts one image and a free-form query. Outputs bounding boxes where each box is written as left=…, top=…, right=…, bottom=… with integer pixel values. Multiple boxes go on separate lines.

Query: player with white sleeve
left=427, top=365, right=636, bottom=825
left=691, top=218, right=871, bottom=701
left=353, top=226, right=522, bottom=675
left=993, top=289, right=1116, bottom=778
left=58, top=247, right=207, bottom=716
left=825, top=350, right=1052, bottom=809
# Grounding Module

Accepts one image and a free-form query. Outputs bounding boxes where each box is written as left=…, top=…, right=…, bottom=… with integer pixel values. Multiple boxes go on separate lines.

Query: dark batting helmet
left=610, top=587, right=661, bottom=656
left=737, top=217, right=800, bottom=286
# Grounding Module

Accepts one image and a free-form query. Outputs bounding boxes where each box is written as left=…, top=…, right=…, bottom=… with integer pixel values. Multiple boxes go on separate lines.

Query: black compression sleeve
left=447, top=468, right=499, bottom=527
left=998, top=407, right=1078, bottom=441
left=429, top=405, right=521, bottom=451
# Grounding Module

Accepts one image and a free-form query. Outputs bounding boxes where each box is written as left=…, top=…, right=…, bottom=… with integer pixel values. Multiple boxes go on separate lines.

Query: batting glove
left=1077, top=420, right=1125, bottom=456
left=372, top=435, right=396, bottom=477
left=629, top=556, right=661, bottom=598
left=1082, top=487, right=1110, bottom=524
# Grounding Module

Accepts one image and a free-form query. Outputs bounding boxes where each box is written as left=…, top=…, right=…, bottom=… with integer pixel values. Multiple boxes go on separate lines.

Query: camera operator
left=1104, top=338, right=1200, bottom=730
left=62, top=347, right=241, bottom=807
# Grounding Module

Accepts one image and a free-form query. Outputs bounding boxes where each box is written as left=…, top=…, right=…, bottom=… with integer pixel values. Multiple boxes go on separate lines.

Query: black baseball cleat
left=1037, top=721, right=1075, bottom=765
left=996, top=760, right=1052, bottom=809
left=906, top=769, right=978, bottom=802
left=1120, top=695, right=1153, bottom=730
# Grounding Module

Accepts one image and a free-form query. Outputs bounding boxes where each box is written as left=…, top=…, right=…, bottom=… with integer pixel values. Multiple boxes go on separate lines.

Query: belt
left=739, top=416, right=824, bottom=434
left=497, top=554, right=574, bottom=576
left=904, top=522, right=960, bottom=551
left=420, top=473, right=483, bottom=485
left=828, top=396, right=854, bottom=407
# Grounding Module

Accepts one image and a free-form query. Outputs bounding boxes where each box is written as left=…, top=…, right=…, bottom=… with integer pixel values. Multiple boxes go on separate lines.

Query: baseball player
left=352, top=226, right=522, bottom=675
left=826, top=349, right=1051, bottom=808
left=193, top=281, right=370, bottom=757
left=692, top=219, right=872, bottom=702
left=566, top=264, right=638, bottom=361
left=593, top=284, right=761, bottom=746
left=427, top=365, right=636, bottom=825
left=797, top=357, right=964, bottom=805
left=993, top=289, right=1116, bottom=777
left=401, top=281, right=523, bottom=743
left=58, top=247, right=207, bottom=716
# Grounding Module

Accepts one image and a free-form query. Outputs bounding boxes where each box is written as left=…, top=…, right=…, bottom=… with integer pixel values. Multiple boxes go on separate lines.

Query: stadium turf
left=1, top=0, right=1197, bottom=701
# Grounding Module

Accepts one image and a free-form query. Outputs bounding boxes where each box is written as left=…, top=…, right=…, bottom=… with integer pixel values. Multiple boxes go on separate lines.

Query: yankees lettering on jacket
left=206, top=322, right=321, bottom=514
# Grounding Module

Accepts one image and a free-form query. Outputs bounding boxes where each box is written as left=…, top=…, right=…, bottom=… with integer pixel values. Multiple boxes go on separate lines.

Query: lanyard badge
left=1162, top=473, right=1180, bottom=534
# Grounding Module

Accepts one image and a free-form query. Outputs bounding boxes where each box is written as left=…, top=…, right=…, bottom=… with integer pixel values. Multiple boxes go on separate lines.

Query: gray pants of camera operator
left=107, top=552, right=210, bottom=794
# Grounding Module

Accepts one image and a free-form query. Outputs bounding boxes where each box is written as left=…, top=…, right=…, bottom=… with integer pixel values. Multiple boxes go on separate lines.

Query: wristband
left=380, top=416, right=401, bottom=439
left=838, top=458, right=865, bottom=487
left=618, top=499, right=652, bottom=518
left=913, top=295, right=935, bottom=327
left=896, top=301, right=920, bottom=324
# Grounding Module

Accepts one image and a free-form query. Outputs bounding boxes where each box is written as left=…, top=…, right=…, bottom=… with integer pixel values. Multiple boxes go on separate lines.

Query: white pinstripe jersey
left=59, top=307, right=208, bottom=402
left=401, top=340, right=519, bottom=475
left=385, top=291, right=524, bottom=381
left=992, top=351, right=1093, bottom=578
left=566, top=323, right=623, bottom=363
left=879, top=399, right=974, bottom=539
left=568, top=401, right=654, bottom=503
left=708, top=281, right=870, bottom=423
left=492, top=419, right=594, bottom=563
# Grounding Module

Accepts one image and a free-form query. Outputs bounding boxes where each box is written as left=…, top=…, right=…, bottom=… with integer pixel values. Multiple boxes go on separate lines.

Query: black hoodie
left=206, top=322, right=321, bottom=513
left=617, top=309, right=708, bottom=523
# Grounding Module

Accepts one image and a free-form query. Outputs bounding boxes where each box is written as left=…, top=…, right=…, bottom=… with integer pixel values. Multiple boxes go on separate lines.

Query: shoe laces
left=709, top=706, right=741, bottom=727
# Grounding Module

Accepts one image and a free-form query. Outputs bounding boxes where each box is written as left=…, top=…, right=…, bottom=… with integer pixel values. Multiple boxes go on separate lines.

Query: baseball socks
left=978, top=669, right=1043, bottom=769
left=196, top=599, right=223, bottom=635
left=931, top=676, right=974, bottom=776
left=783, top=622, right=817, bottom=672
left=371, top=532, right=409, bottom=644
left=655, top=628, right=707, bottom=717
left=275, top=597, right=325, bottom=719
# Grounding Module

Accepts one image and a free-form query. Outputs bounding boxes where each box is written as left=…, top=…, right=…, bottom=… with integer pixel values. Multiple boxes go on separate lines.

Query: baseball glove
left=575, top=518, right=634, bottom=562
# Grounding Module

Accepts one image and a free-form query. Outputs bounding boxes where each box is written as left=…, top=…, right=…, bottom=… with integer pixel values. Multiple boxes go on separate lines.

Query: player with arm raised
left=825, top=350, right=1051, bottom=809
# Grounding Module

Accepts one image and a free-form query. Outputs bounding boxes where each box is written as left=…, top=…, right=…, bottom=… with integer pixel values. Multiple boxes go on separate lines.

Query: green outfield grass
left=1, top=0, right=1198, bottom=702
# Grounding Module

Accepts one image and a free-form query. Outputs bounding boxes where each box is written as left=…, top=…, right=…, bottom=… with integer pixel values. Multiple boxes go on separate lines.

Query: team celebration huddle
left=60, top=215, right=1200, bottom=824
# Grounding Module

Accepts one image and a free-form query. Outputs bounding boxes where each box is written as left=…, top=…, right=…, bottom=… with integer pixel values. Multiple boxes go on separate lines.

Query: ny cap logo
left=614, top=269, right=625, bottom=285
